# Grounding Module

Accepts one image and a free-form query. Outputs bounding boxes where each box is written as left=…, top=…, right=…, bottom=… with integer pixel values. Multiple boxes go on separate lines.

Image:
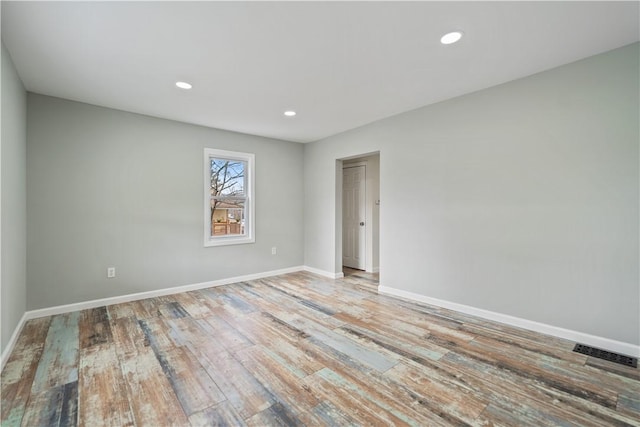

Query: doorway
left=343, top=164, right=366, bottom=270
left=339, top=153, right=380, bottom=275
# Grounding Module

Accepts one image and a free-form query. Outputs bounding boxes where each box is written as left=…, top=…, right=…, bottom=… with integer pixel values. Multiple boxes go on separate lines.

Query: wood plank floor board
left=304, top=367, right=421, bottom=427
left=108, top=300, right=154, bottom=321
left=435, top=335, right=620, bottom=410
left=224, top=281, right=289, bottom=307
left=370, top=292, right=579, bottom=357
left=387, top=357, right=606, bottom=427
left=1, top=318, right=51, bottom=427
left=618, top=393, right=640, bottom=419
left=137, top=317, right=228, bottom=416
left=357, top=297, right=467, bottom=332
left=398, top=361, right=593, bottom=425
left=78, top=344, right=134, bottom=427
left=279, top=273, right=376, bottom=307
left=30, top=313, right=80, bottom=394
left=355, top=300, right=480, bottom=354
left=234, top=313, right=323, bottom=378
left=157, top=346, right=227, bottom=416
left=135, top=298, right=164, bottom=319
left=189, top=289, right=222, bottom=311
left=364, top=293, right=468, bottom=328
left=79, top=307, right=113, bottom=349
left=192, top=349, right=276, bottom=420
left=188, top=400, right=247, bottom=427
left=239, top=279, right=350, bottom=330
left=470, top=335, right=640, bottom=395
left=441, top=350, right=638, bottom=426
left=296, top=328, right=426, bottom=423
left=281, top=314, right=400, bottom=373
left=234, top=345, right=320, bottom=408
left=429, top=305, right=578, bottom=350
left=165, top=317, right=228, bottom=357
left=2, top=271, right=638, bottom=426
left=336, top=322, right=449, bottom=364
left=110, top=316, right=190, bottom=425
left=138, top=317, right=180, bottom=354
left=360, top=310, right=474, bottom=345
left=479, top=402, right=584, bottom=427
left=118, top=349, right=190, bottom=426
left=200, top=314, right=254, bottom=353
left=253, top=311, right=312, bottom=342
left=308, top=356, right=480, bottom=427
left=227, top=282, right=264, bottom=298
left=105, top=302, right=138, bottom=321
left=460, top=322, right=590, bottom=366
left=200, top=285, right=258, bottom=315
left=300, top=321, right=487, bottom=426
left=332, top=315, right=451, bottom=362
left=198, top=288, right=256, bottom=317
left=242, top=287, right=349, bottom=331
left=157, top=301, right=190, bottom=320
left=586, top=356, right=640, bottom=381
left=234, top=346, right=328, bottom=426
left=20, top=380, right=78, bottom=427
left=259, top=277, right=369, bottom=317
left=311, top=400, right=360, bottom=427
left=245, top=401, right=304, bottom=427
left=109, top=317, right=149, bottom=357
left=385, top=361, right=490, bottom=424
left=169, top=291, right=214, bottom=319
left=134, top=295, right=186, bottom=319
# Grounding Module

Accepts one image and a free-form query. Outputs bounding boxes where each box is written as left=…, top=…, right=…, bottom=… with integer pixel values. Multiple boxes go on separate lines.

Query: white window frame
left=204, top=148, right=255, bottom=247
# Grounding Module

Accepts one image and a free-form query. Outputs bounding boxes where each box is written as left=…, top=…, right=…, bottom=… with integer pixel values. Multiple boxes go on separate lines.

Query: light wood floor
left=342, top=267, right=377, bottom=280
left=2, top=271, right=638, bottom=426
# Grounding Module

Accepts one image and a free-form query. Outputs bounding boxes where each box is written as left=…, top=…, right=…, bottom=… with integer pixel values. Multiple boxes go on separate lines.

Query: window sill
left=204, top=236, right=255, bottom=247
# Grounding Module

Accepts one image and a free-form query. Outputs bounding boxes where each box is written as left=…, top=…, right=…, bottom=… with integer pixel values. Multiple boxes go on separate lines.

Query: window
left=204, top=148, right=255, bottom=246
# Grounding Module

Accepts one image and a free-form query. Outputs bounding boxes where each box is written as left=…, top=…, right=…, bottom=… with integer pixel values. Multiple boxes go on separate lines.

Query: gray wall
left=27, top=95, right=304, bottom=309
left=304, top=43, right=639, bottom=345
left=1, top=43, right=28, bottom=352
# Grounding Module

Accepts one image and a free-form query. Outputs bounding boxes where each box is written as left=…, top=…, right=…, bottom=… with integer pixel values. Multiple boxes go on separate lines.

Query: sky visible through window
left=210, top=159, right=245, bottom=197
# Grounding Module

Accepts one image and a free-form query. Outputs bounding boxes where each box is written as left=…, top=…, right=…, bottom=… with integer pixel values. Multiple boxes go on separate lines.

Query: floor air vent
left=573, top=344, right=637, bottom=368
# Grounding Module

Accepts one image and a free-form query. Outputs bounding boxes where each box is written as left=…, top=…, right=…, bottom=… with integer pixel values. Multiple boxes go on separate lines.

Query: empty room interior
left=1, top=1, right=639, bottom=426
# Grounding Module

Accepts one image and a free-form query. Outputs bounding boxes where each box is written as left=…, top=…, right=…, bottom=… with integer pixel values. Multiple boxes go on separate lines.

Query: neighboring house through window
left=204, top=148, right=255, bottom=246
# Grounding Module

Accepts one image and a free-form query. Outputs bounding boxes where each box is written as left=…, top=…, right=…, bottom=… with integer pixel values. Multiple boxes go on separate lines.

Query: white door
left=343, top=165, right=366, bottom=270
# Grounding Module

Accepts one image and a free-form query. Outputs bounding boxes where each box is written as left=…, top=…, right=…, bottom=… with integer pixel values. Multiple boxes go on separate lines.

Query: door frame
left=335, top=152, right=380, bottom=275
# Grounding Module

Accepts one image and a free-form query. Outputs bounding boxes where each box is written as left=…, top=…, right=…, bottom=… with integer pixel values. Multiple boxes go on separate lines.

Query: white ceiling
left=2, top=2, right=638, bottom=143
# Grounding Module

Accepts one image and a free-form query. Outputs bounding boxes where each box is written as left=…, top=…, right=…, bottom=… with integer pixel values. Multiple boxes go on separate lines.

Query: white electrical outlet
left=271, top=247, right=277, bottom=255
left=107, top=267, right=116, bottom=278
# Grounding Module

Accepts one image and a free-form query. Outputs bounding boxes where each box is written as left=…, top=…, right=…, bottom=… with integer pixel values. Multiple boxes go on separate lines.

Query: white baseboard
left=303, top=265, right=344, bottom=279
left=1, top=312, right=28, bottom=371
left=25, top=266, right=305, bottom=321
left=372, top=266, right=380, bottom=273
left=378, top=285, right=640, bottom=358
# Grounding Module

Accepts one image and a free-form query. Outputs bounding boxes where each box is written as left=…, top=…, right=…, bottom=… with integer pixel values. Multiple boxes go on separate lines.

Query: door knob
left=359, top=222, right=365, bottom=226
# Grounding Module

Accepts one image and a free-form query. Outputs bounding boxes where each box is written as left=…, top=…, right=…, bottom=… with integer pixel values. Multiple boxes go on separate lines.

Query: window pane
left=226, top=208, right=245, bottom=235
left=210, top=158, right=245, bottom=197
left=210, top=199, right=245, bottom=236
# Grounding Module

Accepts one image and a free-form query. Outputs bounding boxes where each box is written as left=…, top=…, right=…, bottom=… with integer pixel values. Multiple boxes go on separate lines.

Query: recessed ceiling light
left=440, top=31, right=463, bottom=45
left=284, top=111, right=296, bottom=117
left=176, top=81, right=192, bottom=90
